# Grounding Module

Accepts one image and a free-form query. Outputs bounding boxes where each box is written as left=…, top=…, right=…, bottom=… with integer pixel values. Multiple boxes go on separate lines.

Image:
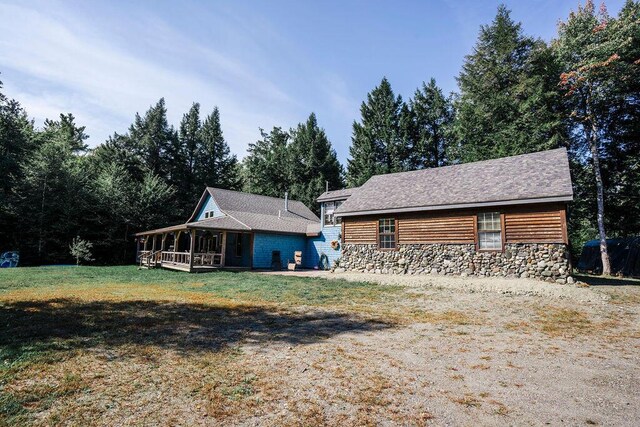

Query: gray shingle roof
left=139, top=188, right=320, bottom=236
left=208, top=188, right=318, bottom=221
left=203, top=188, right=319, bottom=234
left=316, top=188, right=358, bottom=202
left=335, top=148, right=573, bottom=216
left=187, top=216, right=251, bottom=231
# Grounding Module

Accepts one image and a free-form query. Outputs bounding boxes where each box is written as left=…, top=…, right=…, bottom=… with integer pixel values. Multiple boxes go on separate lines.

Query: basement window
left=378, top=218, right=396, bottom=250
left=477, top=212, right=502, bottom=250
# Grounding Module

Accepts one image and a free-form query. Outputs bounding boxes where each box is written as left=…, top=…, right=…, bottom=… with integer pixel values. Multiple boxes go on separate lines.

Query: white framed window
left=378, top=218, right=396, bottom=249
left=323, top=201, right=342, bottom=226
left=477, top=212, right=502, bottom=250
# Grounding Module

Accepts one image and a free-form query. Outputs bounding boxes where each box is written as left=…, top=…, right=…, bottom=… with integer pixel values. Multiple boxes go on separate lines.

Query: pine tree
left=410, top=78, right=454, bottom=168
left=289, top=113, right=344, bottom=212
left=452, top=5, right=565, bottom=163
left=176, top=103, right=202, bottom=207
left=347, top=77, right=409, bottom=187
left=244, top=127, right=291, bottom=197
left=0, top=80, right=36, bottom=250
left=196, top=107, right=241, bottom=191
left=17, top=116, right=91, bottom=264
left=128, top=98, right=177, bottom=179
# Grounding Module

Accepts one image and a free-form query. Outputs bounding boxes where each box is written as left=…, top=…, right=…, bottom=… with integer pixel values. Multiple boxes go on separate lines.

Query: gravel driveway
left=241, top=272, right=640, bottom=426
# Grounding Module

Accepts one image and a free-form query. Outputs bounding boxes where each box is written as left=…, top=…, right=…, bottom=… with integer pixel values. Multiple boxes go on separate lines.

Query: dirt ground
left=239, top=273, right=640, bottom=426
left=2, top=269, right=639, bottom=426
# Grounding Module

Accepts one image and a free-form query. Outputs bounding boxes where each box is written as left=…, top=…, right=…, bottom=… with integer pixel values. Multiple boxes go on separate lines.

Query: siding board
left=342, top=203, right=568, bottom=246
left=504, top=207, right=565, bottom=243
left=399, top=213, right=475, bottom=244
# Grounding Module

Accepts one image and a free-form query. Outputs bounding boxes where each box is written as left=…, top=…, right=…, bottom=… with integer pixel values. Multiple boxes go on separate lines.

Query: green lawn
left=0, top=266, right=401, bottom=426
left=0, top=265, right=401, bottom=307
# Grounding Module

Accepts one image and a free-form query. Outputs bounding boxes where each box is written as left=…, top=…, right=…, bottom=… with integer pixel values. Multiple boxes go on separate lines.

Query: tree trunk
left=587, top=119, right=612, bottom=276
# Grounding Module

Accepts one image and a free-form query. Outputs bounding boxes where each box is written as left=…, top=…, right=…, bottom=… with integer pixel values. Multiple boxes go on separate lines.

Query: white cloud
left=0, top=1, right=301, bottom=157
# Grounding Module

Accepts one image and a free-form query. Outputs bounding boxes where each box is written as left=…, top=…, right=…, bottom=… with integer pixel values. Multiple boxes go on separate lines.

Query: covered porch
left=135, top=223, right=253, bottom=273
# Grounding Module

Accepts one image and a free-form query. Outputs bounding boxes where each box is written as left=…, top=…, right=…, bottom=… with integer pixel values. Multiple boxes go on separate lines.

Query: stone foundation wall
left=335, top=243, right=573, bottom=284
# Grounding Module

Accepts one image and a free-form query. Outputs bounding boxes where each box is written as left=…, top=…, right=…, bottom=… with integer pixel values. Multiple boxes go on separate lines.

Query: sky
left=0, top=0, right=626, bottom=163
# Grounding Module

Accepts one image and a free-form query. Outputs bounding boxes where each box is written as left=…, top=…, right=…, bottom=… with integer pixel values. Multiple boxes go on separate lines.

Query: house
left=135, top=188, right=343, bottom=272
left=332, top=148, right=574, bottom=283
left=137, top=148, right=573, bottom=282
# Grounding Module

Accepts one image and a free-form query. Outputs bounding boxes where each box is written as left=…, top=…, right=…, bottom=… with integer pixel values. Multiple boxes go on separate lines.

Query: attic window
left=204, top=210, right=214, bottom=219
left=323, top=201, right=342, bottom=226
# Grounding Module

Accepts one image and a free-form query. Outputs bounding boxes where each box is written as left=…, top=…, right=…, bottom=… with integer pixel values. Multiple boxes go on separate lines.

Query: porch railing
left=160, top=251, right=190, bottom=265
left=139, top=250, right=161, bottom=268
left=192, top=253, right=223, bottom=266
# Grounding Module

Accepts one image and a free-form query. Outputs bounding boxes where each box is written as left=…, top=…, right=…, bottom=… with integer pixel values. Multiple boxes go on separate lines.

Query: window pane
left=379, top=218, right=395, bottom=234
left=478, top=231, right=501, bottom=249
left=478, top=212, right=501, bottom=231
left=379, top=234, right=396, bottom=249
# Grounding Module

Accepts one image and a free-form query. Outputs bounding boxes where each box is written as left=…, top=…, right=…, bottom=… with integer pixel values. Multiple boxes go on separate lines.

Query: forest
left=0, top=1, right=638, bottom=268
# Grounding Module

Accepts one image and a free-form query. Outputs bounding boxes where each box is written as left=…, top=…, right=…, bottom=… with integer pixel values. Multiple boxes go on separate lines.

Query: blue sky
left=0, top=0, right=625, bottom=163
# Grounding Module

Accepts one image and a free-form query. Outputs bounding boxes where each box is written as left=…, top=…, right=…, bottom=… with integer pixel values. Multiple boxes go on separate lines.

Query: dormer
left=316, top=188, right=357, bottom=228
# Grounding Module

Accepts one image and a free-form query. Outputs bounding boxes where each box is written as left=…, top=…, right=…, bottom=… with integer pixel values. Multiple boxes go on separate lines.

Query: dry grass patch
left=535, top=307, right=592, bottom=337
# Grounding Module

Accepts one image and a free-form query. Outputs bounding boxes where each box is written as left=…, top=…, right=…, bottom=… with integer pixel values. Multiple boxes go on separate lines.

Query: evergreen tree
left=196, top=107, right=241, bottom=191
left=347, top=77, right=409, bottom=187
left=172, top=102, right=202, bottom=213
left=244, top=127, right=291, bottom=197
left=17, top=116, right=91, bottom=264
left=128, top=98, right=177, bottom=179
left=0, top=80, right=36, bottom=250
left=451, top=5, right=565, bottom=163
left=289, top=113, right=344, bottom=212
left=410, top=78, right=454, bottom=168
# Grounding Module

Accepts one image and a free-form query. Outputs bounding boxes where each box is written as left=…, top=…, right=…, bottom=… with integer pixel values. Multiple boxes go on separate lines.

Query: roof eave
left=335, top=195, right=573, bottom=218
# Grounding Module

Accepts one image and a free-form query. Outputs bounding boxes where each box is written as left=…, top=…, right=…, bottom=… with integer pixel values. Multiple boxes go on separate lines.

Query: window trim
left=475, top=212, right=505, bottom=252
left=377, top=217, right=398, bottom=251
left=323, top=201, right=342, bottom=227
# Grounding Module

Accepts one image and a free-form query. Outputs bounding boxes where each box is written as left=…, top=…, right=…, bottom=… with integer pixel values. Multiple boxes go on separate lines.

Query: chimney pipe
left=326, top=180, right=329, bottom=192
left=284, top=192, right=289, bottom=212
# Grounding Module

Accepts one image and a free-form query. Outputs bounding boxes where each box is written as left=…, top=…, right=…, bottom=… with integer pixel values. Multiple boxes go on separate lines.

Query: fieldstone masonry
left=335, top=243, right=573, bottom=284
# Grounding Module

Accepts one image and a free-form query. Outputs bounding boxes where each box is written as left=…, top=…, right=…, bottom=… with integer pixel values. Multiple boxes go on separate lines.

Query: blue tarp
left=0, top=251, right=19, bottom=268
left=577, top=238, right=640, bottom=277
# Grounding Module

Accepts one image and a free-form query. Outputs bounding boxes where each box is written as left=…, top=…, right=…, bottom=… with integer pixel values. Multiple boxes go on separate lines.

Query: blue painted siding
left=195, top=195, right=224, bottom=221
left=252, top=233, right=306, bottom=269
left=306, top=226, right=341, bottom=269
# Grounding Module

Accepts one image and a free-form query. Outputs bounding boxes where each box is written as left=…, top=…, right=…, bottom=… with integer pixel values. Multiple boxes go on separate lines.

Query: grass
left=0, top=266, right=407, bottom=426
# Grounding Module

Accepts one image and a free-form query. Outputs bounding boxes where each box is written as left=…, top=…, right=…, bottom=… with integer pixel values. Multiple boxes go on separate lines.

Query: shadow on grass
left=574, top=273, right=640, bottom=287
left=0, top=299, right=392, bottom=362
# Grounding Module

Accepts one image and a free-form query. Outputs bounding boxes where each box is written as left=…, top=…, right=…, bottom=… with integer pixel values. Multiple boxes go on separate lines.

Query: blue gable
left=195, top=194, right=224, bottom=221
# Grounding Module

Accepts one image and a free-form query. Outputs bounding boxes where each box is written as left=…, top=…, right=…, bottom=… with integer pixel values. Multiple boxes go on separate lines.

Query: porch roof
left=135, top=215, right=250, bottom=237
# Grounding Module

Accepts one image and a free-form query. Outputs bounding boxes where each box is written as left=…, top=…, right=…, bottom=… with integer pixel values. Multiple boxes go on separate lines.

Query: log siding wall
left=342, top=217, right=377, bottom=244
left=342, top=203, right=568, bottom=246
left=398, top=213, right=475, bottom=244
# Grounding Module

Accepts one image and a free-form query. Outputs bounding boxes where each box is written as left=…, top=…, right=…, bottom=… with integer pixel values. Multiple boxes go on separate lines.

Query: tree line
left=1, top=1, right=638, bottom=270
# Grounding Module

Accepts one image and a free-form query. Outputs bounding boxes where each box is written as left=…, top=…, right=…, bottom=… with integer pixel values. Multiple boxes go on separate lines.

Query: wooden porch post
left=161, top=233, right=167, bottom=251
left=143, top=236, right=148, bottom=251
left=220, top=231, right=227, bottom=267
left=189, top=229, right=195, bottom=271
left=152, top=235, right=157, bottom=252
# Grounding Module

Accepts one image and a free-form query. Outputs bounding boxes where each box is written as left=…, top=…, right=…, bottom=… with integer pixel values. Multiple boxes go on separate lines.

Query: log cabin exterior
left=136, top=148, right=573, bottom=282
left=327, top=148, right=574, bottom=283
